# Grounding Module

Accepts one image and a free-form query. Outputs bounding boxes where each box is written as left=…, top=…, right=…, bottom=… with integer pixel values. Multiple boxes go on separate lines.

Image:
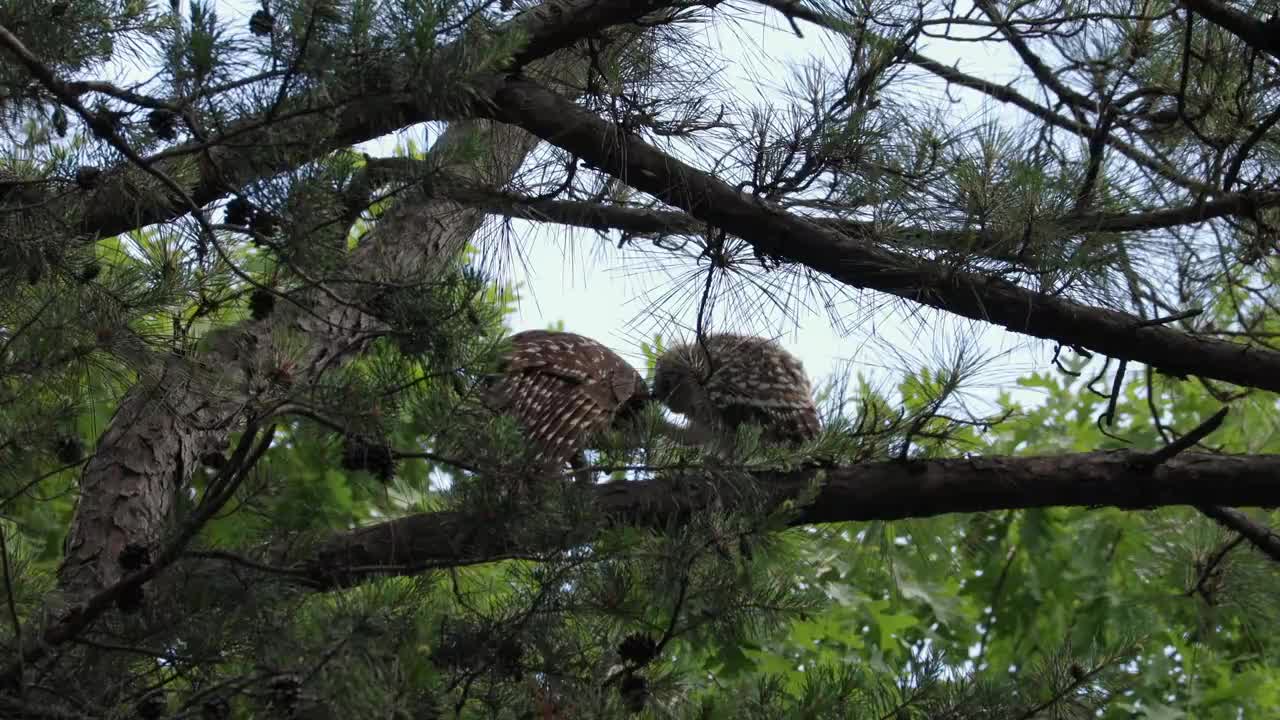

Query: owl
left=484, top=330, right=649, bottom=471
left=652, top=334, right=821, bottom=450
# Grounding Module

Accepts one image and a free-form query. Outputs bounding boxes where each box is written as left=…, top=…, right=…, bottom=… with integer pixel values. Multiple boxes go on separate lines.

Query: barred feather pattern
left=653, top=334, right=821, bottom=446
left=486, top=330, right=648, bottom=469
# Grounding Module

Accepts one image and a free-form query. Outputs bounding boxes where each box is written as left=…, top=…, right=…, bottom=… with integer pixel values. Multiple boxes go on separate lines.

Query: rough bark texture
left=298, top=450, right=1280, bottom=588
left=484, top=77, right=1280, bottom=393
left=58, top=124, right=537, bottom=602
left=56, top=0, right=683, bottom=605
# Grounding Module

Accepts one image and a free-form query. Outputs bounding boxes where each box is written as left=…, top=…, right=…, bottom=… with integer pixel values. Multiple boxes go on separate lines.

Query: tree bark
left=55, top=0, right=685, bottom=606
left=55, top=119, right=535, bottom=602
left=295, top=450, right=1280, bottom=588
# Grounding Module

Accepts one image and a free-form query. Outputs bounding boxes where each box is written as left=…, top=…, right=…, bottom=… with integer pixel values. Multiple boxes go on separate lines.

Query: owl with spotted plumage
left=652, top=334, right=821, bottom=452
left=483, top=330, right=649, bottom=472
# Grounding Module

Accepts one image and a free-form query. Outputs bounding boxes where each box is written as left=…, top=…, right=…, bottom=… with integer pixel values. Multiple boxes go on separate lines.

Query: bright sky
left=492, top=4, right=1052, bottom=411
left=203, top=1, right=1058, bottom=412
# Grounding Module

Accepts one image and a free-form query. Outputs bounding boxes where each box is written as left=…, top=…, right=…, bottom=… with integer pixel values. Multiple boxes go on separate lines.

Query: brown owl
left=484, top=330, right=649, bottom=471
left=652, top=334, right=820, bottom=449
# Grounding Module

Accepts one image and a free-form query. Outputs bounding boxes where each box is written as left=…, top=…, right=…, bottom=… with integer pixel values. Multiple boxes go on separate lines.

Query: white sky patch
left=149, top=1, right=1064, bottom=414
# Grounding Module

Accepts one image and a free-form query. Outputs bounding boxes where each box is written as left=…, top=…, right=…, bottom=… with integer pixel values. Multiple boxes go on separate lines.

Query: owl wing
left=490, top=331, right=646, bottom=467
left=703, top=336, right=821, bottom=445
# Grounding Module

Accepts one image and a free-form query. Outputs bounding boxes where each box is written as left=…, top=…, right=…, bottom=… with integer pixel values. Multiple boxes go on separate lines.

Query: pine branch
left=483, top=76, right=1280, bottom=394
left=291, top=450, right=1280, bottom=588
left=15, top=0, right=689, bottom=241
left=1179, top=0, right=1280, bottom=59
left=382, top=156, right=1280, bottom=260
left=1195, top=505, right=1280, bottom=564
left=745, top=0, right=1214, bottom=194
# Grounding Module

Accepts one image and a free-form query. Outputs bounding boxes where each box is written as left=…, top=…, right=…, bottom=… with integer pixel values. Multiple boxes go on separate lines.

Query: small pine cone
left=617, top=633, right=658, bottom=666
left=137, top=691, right=167, bottom=720
left=54, top=435, right=83, bottom=465
left=249, top=9, right=275, bottom=36
left=77, top=261, right=101, bottom=284
left=429, top=634, right=470, bottom=669
left=268, top=674, right=301, bottom=712
left=201, top=697, right=231, bottom=720
left=147, top=109, right=179, bottom=140
left=225, top=197, right=254, bottom=226
left=619, top=673, right=648, bottom=714
left=341, top=435, right=396, bottom=482
left=248, top=288, right=275, bottom=320
left=494, top=637, right=524, bottom=680
left=200, top=451, right=228, bottom=469
left=74, top=166, right=101, bottom=190
left=89, top=106, right=126, bottom=139
left=51, top=107, right=68, bottom=137
left=250, top=209, right=279, bottom=236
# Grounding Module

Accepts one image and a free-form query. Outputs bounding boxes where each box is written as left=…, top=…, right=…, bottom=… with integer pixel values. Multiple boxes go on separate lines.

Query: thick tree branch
left=1179, top=0, right=1280, bottom=59
left=973, top=0, right=1096, bottom=114
left=484, top=77, right=1280, bottom=394
left=1195, top=505, right=1280, bottom=564
left=18, top=0, right=687, bottom=241
left=293, top=451, right=1280, bottom=588
left=429, top=165, right=1280, bottom=252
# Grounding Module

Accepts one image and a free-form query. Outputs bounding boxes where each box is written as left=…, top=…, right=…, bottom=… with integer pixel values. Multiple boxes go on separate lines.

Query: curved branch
left=485, top=76, right=1280, bottom=394
left=17, top=0, right=687, bottom=241
left=435, top=168, right=1280, bottom=252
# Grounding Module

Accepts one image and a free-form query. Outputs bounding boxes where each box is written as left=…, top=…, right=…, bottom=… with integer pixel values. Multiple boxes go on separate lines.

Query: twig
left=1194, top=505, right=1280, bottom=565
left=1135, top=308, right=1203, bottom=328
left=1145, top=367, right=1174, bottom=445
left=1103, top=359, right=1128, bottom=427
left=1141, top=407, right=1228, bottom=466
left=1133, top=406, right=1280, bottom=565
left=1223, top=101, right=1280, bottom=191
left=181, top=550, right=322, bottom=587
left=975, top=541, right=1018, bottom=665
left=1185, top=534, right=1245, bottom=601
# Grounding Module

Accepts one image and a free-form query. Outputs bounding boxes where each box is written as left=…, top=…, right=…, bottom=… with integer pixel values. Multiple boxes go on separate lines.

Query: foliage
left=1, top=0, right=1279, bottom=718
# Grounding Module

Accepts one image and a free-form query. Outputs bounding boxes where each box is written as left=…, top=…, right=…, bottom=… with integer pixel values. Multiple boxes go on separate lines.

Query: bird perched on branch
left=652, top=333, right=821, bottom=452
left=483, top=330, right=649, bottom=473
